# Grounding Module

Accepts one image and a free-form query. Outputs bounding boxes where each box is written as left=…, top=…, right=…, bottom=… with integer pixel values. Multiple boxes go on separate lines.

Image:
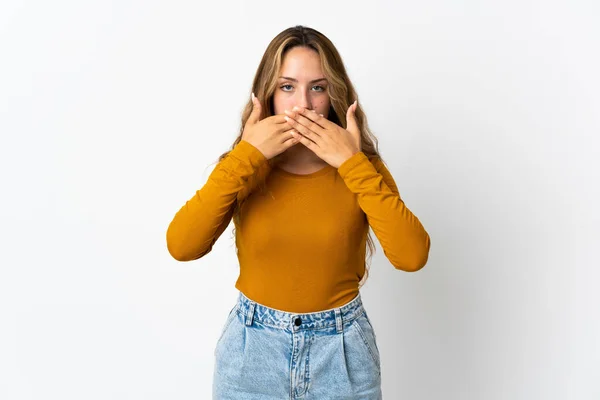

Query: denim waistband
left=235, top=291, right=365, bottom=334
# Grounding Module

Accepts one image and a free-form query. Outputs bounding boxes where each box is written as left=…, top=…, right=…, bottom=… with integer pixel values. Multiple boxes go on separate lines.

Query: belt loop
left=334, top=308, right=343, bottom=334
left=245, top=300, right=256, bottom=326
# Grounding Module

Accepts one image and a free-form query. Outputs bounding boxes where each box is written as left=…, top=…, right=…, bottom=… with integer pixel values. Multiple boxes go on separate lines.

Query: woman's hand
left=283, top=101, right=361, bottom=168
left=242, top=93, right=300, bottom=160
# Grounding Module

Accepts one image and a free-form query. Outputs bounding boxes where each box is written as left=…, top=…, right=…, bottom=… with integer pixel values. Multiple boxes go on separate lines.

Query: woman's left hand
left=283, top=101, right=361, bottom=169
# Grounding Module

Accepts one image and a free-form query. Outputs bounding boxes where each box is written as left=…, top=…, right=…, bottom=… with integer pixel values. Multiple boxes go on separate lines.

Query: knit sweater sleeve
left=337, top=152, right=431, bottom=272
left=166, top=140, right=269, bottom=261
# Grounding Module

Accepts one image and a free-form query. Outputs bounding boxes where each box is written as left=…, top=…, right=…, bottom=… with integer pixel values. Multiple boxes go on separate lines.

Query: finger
left=277, top=121, right=295, bottom=134
left=346, top=102, right=360, bottom=136
left=283, top=130, right=299, bottom=145
left=266, top=114, right=290, bottom=124
left=293, top=113, right=326, bottom=135
left=284, top=115, right=321, bottom=143
left=277, top=124, right=295, bottom=137
left=248, top=92, right=262, bottom=124
left=293, top=107, right=330, bottom=130
left=290, top=130, right=318, bottom=149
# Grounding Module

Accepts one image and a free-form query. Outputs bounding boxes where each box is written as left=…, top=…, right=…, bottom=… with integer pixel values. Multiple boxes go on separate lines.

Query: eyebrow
left=278, top=76, right=328, bottom=84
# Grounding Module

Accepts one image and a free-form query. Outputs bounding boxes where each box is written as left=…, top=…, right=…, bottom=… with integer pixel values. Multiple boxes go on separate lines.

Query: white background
left=1, top=0, right=598, bottom=399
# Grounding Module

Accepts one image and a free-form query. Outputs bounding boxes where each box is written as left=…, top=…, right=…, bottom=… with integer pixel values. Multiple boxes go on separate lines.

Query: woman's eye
left=280, top=85, right=326, bottom=92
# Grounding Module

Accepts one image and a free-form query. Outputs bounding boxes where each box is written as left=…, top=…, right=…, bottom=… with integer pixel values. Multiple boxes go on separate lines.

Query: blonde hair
left=212, top=25, right=386, bottom=289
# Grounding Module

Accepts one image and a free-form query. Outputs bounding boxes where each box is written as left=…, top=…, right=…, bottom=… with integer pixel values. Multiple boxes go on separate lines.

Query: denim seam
left=248, top=314, right=362, bottom=331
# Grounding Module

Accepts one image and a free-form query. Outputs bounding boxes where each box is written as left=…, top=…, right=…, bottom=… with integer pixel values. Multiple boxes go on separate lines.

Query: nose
left=296, top=90, right=312, bottom=110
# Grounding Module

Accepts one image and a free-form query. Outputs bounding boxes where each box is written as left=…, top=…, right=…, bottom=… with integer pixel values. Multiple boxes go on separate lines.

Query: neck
left=280, top=145, right=324, bottom=166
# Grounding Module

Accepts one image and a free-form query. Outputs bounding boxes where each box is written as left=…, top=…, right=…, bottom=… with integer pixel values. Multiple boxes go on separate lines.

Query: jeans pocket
left=214, top=305, right=238, bottom=356
left=363, top=313, right=380, bottom=353
left=351, top=312, right=381, bottom=373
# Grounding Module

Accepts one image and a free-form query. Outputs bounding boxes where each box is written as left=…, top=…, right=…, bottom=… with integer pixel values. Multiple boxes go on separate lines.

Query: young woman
left=166, top=25, right=431, bottom=399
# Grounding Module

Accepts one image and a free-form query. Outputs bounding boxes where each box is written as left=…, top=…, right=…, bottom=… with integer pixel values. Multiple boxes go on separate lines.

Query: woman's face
left=272, top=46, right=330, bottom=119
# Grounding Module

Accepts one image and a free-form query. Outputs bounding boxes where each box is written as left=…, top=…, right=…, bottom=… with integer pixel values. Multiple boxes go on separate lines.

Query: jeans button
left=294, top=317, right=302, bottom=326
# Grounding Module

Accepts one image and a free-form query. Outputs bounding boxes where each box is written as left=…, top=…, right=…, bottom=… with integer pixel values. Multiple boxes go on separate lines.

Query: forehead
left=279, top=47, right=323, bottom=78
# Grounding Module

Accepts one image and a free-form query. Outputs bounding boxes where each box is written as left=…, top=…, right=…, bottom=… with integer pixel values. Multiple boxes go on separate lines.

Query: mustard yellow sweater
left=166, top=140, right=431, bottom=313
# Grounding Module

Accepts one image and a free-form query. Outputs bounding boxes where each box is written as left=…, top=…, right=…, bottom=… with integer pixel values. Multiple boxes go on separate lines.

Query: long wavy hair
left=210, top=25, right=386, bottom=289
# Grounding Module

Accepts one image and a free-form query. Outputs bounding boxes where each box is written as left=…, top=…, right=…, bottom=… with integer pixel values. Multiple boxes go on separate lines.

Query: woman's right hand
left=241, top=92, right=299, bottom=160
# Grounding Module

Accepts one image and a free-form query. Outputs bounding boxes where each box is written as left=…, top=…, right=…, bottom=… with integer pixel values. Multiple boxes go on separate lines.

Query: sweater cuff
left=229, top=140, right=268, bottom=167
left=337, top=151, right=369, bottom=178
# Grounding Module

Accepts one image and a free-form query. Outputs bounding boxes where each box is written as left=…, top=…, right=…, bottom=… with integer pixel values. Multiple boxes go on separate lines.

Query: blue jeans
left=213, top=290, right=382, bottom=399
